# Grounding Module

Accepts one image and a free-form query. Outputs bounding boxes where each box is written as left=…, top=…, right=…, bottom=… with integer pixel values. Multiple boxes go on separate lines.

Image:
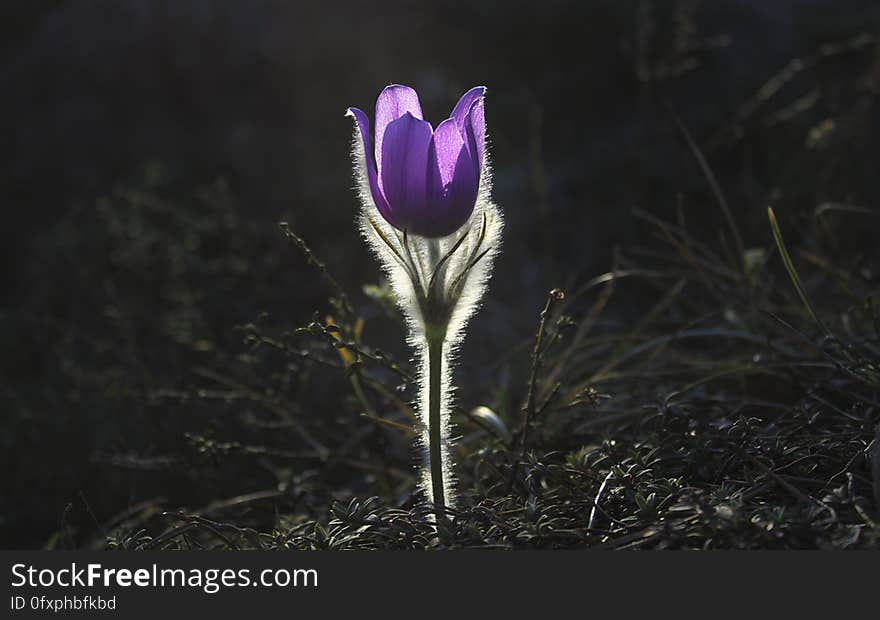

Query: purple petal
left=450, top=85, right=486, bottom=130
left=429, top=119, right=470, bottom=191
left=423, top=118, right=479, bottom=236
left=346, top=107, right=391, bottom=220
left=378, top=112, right=433, bottom=226
left=465, top=97, right=486, bottom=171
left=374, top=85, right=424, bottom=170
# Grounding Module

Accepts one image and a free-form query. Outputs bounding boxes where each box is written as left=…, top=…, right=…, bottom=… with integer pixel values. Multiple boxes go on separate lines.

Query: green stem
left=427, top=331, right=446, bottom=510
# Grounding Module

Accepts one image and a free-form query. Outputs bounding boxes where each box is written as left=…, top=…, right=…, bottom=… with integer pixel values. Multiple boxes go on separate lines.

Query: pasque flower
left=348, top=84, right=486, bottom=238
left=347, top=84, right=502, bottom=513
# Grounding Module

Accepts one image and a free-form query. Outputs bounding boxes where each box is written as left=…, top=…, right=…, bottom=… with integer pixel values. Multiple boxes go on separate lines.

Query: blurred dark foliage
left=1, top=0, right=880, bottom=548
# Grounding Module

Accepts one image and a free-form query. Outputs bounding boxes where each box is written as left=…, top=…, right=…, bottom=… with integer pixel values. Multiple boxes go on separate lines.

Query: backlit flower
left=347, top=83, right=502, bottom=510
left=347, top=84, right=486, bottom=238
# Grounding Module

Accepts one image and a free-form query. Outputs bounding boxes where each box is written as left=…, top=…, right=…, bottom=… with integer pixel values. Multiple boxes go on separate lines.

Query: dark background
left=2, top=0, right=879, bottom=549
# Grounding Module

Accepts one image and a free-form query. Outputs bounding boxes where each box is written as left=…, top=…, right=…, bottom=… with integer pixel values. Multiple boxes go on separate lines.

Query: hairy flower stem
left=426, top=330, right=446, bottom=510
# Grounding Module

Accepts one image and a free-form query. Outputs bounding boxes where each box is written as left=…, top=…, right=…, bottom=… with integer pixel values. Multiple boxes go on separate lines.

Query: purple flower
left=348, top=84, right=486, bottom=238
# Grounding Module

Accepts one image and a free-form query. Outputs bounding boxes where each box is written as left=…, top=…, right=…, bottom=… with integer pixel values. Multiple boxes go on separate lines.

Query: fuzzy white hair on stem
left=347, top=111, right=503, bottom=509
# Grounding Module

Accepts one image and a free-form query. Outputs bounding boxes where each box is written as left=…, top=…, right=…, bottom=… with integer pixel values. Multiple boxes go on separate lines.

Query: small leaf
left=767, top=207, right=829, bottom=336
left=468, top=406, right=512, bottom=443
